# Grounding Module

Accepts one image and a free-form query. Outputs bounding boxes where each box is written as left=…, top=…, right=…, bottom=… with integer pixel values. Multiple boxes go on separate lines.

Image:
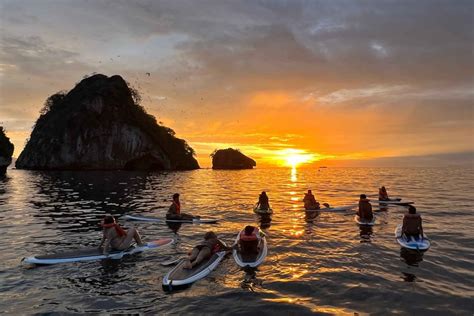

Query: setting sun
left=276, top=149, right=316, bottom=167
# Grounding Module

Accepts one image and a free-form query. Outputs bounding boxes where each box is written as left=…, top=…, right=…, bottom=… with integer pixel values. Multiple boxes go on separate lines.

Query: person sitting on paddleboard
left=166, top=193, right=195, bottom=220
left=256, top=191, right=270, bottom=210
left=402, top=205, right=424, bottom=238
left=237, top=225, right=263, bottom=254
left=357, top=194, right=373, bottom=221
left=99, top=215, right=144, bottom=255
left=379, top=186, right=390, bottom=201
left=303, top=190, right=320, bottom=210
left=184, top=231, right=230, bottom=269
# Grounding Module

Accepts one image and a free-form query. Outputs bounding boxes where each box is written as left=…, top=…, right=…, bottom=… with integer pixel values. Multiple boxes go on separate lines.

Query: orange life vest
left=240, top=227, right=259, bottom=241
left=102, top=223, right=127, bottom=237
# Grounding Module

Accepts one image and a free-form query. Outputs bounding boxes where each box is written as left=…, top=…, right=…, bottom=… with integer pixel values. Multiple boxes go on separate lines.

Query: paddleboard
left=253, top=207, right=273, bottom=215
left=124, top=214, right=218, bottom=224
left=305, top=205, right=356, bottom=212
left=22, top=238, right=174, bottom=265
left=369, top=200, right=414, bottom=205
left=395, top=224, right=430, bottom=251
left=162, top=251, right=227, bottom=291
left=233, top=229, right=267, bottom=268
left=354, top=215, right=376, bottom=226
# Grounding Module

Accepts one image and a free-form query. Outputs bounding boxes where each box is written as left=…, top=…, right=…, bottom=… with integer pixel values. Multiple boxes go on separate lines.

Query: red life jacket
left=102, top=223, right=127, bottom=237
left=174, top=201, right=181, bottom=215
left=240, top=227, right=258, bottom=241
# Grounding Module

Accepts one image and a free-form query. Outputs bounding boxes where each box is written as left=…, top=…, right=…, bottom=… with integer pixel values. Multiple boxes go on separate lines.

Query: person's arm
left=402, top=216, right=407, bottom=235
left=99, top=230, right=106, bottom=248
left=419, top=217, right=424, bottom=237
left=102, top=230, right=112, bottom=255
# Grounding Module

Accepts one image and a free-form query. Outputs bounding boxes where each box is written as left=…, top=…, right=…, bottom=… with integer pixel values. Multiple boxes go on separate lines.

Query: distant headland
left=15, top=74, right=199, bottom=171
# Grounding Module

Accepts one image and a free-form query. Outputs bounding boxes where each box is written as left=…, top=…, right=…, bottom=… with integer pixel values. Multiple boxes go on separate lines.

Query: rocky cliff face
left=16, top=74, right=199, bottom=170
left=0, top=127, right=14, bottom=174
left=211, top=148, right=256, bottom=169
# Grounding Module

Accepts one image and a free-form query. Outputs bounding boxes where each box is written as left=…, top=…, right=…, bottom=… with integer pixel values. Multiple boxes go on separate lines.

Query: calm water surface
left=0, top=167, right=473, bottom=315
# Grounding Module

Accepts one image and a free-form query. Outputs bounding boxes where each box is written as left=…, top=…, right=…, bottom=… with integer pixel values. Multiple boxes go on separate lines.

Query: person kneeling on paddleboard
left=402, top=206, right=424, bottom=239
left=303, top=190, right=320, bottom=210
left=184, top=231, right=230, bottom=269
left=166, top=193, right=196, bottom=221
left=256, top=191, right=270, bottom=210
left=238, top=225, right=263, bottom=254
left=357, top=194, right=373, bottom=221
left=99, top=216, right=144, bottom=255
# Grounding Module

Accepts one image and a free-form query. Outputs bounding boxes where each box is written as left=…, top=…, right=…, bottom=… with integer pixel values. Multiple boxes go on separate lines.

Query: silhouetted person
left=357, top=194, right=373, bottom=221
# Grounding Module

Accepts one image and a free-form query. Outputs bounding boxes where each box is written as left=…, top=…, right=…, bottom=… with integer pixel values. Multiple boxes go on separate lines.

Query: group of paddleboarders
left=99, top=186, right=424, bottom=262
left=254, top=187, right=424, bottom=239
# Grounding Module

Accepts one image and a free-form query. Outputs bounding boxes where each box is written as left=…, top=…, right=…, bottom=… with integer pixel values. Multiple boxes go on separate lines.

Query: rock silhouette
left=211, top=148, right=256, bottom=169
left=16, top=74, right=199, bottom=170
left=0, top=127, right=14, bottom=174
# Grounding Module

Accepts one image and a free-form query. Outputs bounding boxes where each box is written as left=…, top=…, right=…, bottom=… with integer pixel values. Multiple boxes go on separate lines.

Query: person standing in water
left=303, top=190, right=320, bottom=210
left=357, top=194, right=373, bottom=221
left=166, top=193, right=195, bottom=220
left=256, top=191, right=270, bottom=210
left=99, top=215, right=144, bottom=255
left=402, top=205, right=424, bottom=238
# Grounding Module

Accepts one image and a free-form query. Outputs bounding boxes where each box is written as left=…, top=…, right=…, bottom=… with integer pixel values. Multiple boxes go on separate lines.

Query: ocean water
left=0, top=167, right=473, bottom=315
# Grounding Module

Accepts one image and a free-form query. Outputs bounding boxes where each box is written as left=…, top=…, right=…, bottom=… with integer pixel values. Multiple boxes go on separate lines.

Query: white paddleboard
left=162, top=251, right=227, bottom=291
left=395, top=224, right=430, bottom=250
left=124, top=214, right=218, bottom=224
left=369, top=200, right=414, bottom=205
left=354, top=215, right=376, bottom=226
left=304, top=205, right=357, bottom=212
left=22, top=238, right=174, bottom=265
left=233, top=229, right=267, bottom=268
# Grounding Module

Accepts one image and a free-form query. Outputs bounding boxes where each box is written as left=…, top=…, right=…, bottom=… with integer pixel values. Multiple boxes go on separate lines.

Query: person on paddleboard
left=357, top=194, right=373, bottom=221
left=402, top=205, right=424, bottom=238
left=183, top=231, right=231, bottom=269
left=166, top=193, right=195, bottom=221
left=256, top=191, right=270, bottom=210
left=237, top=225, right=263, bottom=254
left=99, top=215, right=144, bottom=255
left=379, top=186, right=390, bottom=201
left=303, top=190, right=320, bottom=210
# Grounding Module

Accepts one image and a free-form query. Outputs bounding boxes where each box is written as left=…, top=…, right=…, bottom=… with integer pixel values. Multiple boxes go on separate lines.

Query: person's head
left=261, top=191, right=266, bottom=196
left=204, top=231, right=217, bottom=240
left=382, top=186, right=386, bottom=192
left=244, top=225, right=255, bottom=235
left=102, top=215, right=116, bottom=225
left=408, top=205, right=417, bottom=214
left=308, top=190, right=312, bottom=194
left=360, top=194, right=367, bottom=199
left=172, top=193, right=180, bottom=201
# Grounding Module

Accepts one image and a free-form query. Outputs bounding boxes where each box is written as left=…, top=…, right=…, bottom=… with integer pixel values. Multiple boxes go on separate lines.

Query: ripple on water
left=0, top=167, right=473, bottom=314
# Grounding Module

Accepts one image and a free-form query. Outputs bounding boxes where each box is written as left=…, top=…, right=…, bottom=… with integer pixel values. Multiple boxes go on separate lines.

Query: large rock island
left=211, top=148, right=256, bottom=169
left=16, top=74, right=199, bottom=170
left=0, top=127, right=14, bottom=174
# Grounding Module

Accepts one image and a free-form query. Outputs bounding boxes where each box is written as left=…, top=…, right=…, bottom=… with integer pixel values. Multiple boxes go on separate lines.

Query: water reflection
left=359, top=225, right=373, bottom=242
left=290, top=167, right=297, bottom=182
left=257, top=214, right=272, bottom=230
left=400, top=248, right=424, bottom=266
left=241, top=267, right=263, bottom=291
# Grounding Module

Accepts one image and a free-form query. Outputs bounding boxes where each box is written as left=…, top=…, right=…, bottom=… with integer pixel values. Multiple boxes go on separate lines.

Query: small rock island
left=0, top=127, right=14, bottom=174
left=211, top=148, right=256, bottom=169
left=16, top=74, right=199, bottom=170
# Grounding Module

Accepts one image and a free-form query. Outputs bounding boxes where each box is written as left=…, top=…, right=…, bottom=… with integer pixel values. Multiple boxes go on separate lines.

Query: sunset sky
left=0, top=0, right=473, bottom=167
